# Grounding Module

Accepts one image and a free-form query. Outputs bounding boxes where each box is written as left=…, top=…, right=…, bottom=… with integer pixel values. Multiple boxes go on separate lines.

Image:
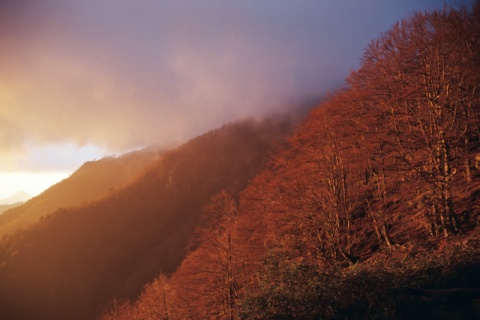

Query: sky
left=0, top=0, right=474, bottom=199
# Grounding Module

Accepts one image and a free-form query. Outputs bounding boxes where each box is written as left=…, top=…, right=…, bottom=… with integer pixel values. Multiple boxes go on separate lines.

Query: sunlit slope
left=0, top=117, right=295, bottom=320
left=0, top=150, right=161, bottom=237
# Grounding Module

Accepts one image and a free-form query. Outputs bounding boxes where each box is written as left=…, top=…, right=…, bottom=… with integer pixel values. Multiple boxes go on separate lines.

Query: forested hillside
left=102, top=5, right=480, bottom=319
left=0, top=149, right=161, bottom=237
left=0, top=118, right=295, bottom=320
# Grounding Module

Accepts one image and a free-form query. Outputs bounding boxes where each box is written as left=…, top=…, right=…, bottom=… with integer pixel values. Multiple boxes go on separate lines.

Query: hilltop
left=0, top=191, right=32, bottom=214
left=0, top=191, right=31, bottom=206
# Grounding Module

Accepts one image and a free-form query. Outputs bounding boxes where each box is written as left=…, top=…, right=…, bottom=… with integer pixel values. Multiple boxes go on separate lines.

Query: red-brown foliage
left=118, top=6, right=480, bottom=319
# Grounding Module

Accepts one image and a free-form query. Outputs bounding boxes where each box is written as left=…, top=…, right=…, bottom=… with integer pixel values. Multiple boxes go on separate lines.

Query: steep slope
left=105, top=98, right=480, bottom=319
left=0, top=117, right=295, bottom=320
left=0, top=149, right=161, bottom=237
left=112, top=6, right=480, bottom=319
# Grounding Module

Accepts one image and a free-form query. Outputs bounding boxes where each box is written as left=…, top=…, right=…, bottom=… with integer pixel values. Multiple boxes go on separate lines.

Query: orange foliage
left=124, top=6, right=480, bottom=318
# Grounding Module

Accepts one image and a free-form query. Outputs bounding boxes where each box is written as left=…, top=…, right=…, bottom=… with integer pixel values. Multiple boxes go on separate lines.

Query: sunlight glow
left=0, top=172, right=70, bottom=200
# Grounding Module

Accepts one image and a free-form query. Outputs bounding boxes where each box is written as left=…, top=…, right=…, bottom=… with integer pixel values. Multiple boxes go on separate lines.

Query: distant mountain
left=0, top=149, right=161, bottom=237
left=0, top=191, right=31, bottom=205
left=0, top=117, right=298, bottom=320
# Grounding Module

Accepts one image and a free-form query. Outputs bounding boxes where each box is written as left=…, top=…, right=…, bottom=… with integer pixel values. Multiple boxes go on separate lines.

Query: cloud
left=0, top=0, right=473, bottom=171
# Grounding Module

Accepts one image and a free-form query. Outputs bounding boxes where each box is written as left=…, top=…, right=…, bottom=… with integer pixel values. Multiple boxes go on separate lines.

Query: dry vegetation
left=0, top=4, right=479, bottom=320
left=100, top=5, right=480, bottom=320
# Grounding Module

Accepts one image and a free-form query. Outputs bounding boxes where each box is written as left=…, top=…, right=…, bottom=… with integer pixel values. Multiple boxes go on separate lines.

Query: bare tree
left=350, top=7, right=480, bottom=236
left=167, top=191, right=242, bottom=319
left=136, top=274, right=172, bottom=320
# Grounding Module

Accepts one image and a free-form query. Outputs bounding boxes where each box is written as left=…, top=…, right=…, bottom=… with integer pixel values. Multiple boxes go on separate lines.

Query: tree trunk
left=465, top=158, right=472, bottom=183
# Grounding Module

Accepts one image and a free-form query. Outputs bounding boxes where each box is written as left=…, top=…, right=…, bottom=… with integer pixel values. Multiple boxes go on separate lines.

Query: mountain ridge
left=0, top=116, right=298, bottom=320
left=0, top=191, right=31, bottom=206
left=0, top=149, right=161, bottom=237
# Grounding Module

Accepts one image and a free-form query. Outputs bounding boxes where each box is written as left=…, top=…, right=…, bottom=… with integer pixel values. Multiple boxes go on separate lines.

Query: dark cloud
left=0, top=0, right=473, bottom=170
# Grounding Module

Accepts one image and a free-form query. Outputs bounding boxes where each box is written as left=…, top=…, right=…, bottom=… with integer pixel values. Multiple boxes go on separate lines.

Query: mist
left=0, top=0, right=472, bottom=171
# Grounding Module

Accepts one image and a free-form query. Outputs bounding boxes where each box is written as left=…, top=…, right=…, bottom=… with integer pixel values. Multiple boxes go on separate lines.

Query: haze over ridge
left=1, top=0, right=471, bottom=174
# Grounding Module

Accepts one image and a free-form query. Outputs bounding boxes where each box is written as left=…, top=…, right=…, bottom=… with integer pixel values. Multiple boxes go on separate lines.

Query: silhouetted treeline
left=101, top=5, right=480, bottom=319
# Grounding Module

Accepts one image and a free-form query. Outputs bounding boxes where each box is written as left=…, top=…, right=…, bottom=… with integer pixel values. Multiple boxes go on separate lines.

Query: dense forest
left=0, top=3, right=479, bottom=320
left=99, top=5, right=480, bottom=320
